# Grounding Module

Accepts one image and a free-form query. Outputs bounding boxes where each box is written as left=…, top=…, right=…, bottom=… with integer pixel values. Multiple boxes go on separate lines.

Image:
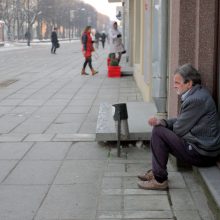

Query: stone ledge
left=96, top=102, right=156, bottom=141
left=193, top=166, right=220, bottom=220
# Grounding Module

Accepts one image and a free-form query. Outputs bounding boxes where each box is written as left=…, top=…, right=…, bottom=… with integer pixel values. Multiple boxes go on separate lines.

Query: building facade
left=110, top=0, right=220, bottom=118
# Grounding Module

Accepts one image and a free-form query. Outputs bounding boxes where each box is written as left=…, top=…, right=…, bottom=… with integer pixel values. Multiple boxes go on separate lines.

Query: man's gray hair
left=174, top=63, right=201, bottom=85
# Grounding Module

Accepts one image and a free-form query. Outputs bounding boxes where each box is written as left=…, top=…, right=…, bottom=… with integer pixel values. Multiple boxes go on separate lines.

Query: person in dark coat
left=101, top=32, right=106, bottom=49
left=51, top=27, right=59, bottom=54
left=137, top=63, right=220, bottom=190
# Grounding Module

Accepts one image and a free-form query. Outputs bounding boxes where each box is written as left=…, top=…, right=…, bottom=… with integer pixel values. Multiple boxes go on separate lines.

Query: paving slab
left=97, top=210, right=173, bottom=219
left=54, top=133, right=96, bottom=141
left=3, top=161, right=61, bottom=185
left=35, top=184, right=98, bottom=220
left=0, top=185, right=48, bottom=220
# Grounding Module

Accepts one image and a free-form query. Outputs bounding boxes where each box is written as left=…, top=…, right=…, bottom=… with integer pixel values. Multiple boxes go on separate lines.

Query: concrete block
left=96, top=102, right=156, bottom=141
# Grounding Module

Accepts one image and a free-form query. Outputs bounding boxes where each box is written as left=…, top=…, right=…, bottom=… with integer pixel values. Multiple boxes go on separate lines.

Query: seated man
left=138, top=63, right=220, bottom=190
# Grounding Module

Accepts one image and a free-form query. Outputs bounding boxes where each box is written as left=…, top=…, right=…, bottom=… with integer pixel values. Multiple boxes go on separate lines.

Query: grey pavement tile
left=124, top=195, right=171, bottom=210
left=0, top=185, right=48, bottom=220
left=126, top=162, right=152, bottom=173
left=44, top=99, right=70, bottom=106
left=3, top=161, right=61, bottom=185
left=63, top=105, right=91, bottom=114
left=88, top=105, right=100, bottom=114
left=102, top=177, right=122, bottom=189
left=0, top=113, right=27, bottom=122
left=9, top=106, right=38, bottom=114
left=51, top=93, right=73, bottom=100
left=82, top=114, right=98, bottom=123
left=73, top=94, right=97, bottom=100
left=98, top=219, right=171, bottom=220
left=127, top=95, right=139, bottom=101
left=0, top=117, right=26, bottom=133
left=55, top=113, right=86, bottom=123
left=45, top=122, right=81, bottom=134
left=100, top=189, right=126, bottom=195
left=35, top=106, right=64, bottom=114
left=24, top=133, right=55, bottom=142
left=0, top=160, right=18, bottom=182
left=98, top=195, right=122, bottom=211
left=168, top=172, right=186, bottom=189
left=12, top=121, right=51, bottom=133
left=97, top=210, right=173, bottom=219
left=169, top=189, right=197, bottom=210
left=105, top=163, right=125, bottom=173
left=0, top=133, right=27, bottom=142
left=0, top=98, right=23, bottom=106
left=69, top=98, right=94, bottom=106
left=122, top=176, right=141, bottom=189
left=20, top=99, right=47, bottom=106
left=78, top=121, right=97, bottom=133
left=174, top=210, right=201, bottom=220
left=35, top=184, right=97, bottom=220
left=0, top=142, right=32, bottom=159
left=66, top=142, right=108, bottom=160
left=182, top=171, right=215, bottom=219
left=97, top=93, right=120, bottom=99
left=93, top=97, right=119, bottom=105
left=101, top=187, right=167, bottom=196
left=24, top=142, right=71, bottom=160
left=123, top=188, right=167, bottom=195
left=104, top=171, right=142, bottom=177
left=31, top=113, right=59, bottom=121
left=54, top=160, right=106, bottom=184
left=7, top=92, right=31, bottom=99
left=53, top=133, right=96, bottom=141
left=119, top=88, right=138, bottom=93
left=0, top=106, right=15, bottom=115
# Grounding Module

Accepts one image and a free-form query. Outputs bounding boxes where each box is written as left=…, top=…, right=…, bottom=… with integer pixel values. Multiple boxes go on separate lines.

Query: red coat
left=81, top=31, right=94, bottom=58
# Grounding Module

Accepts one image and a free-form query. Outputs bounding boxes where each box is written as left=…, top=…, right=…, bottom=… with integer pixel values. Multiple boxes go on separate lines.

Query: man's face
left=173, top=73, right=192, bottom=95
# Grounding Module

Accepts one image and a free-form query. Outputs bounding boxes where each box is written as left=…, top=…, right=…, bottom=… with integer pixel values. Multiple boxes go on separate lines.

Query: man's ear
left=188, top=80, right=193, bottom=89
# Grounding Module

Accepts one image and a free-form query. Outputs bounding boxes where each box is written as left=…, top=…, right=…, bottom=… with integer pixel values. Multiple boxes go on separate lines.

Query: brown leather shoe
left=137, top=169, right=154, bottom=181
left=137, top=179, right=168, bottom=190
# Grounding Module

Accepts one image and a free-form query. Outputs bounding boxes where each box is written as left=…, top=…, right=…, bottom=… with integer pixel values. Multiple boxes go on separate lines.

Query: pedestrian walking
left=51, top=27, right=59, bottom=54
left=101, top=32, right=107, bottom=49
left=137, top=63, right=220, bottom=190
left=94, top=31, right=100, bottom=49
left=81, top=26, right=98, bottom=76
left=108, top=21, right=126, bottom=64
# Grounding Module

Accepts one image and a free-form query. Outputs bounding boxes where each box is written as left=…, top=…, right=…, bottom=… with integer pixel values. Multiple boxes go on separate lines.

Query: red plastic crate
left=108, top=66, right=121, bottom=78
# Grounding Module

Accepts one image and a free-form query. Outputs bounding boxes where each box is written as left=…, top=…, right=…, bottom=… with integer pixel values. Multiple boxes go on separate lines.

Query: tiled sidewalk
left=0, top=42, right=214, bottom=220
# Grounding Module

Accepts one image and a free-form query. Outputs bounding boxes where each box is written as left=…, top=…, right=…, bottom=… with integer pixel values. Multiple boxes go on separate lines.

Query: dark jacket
left=51, top=31, right=58, bottom=43
left=165, top=84, right=220, bottom=156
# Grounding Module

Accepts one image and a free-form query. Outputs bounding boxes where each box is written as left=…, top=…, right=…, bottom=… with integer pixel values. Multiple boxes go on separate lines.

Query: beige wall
left=128, top=0, right=218, bottom=111
left=131, top=0, right=152, bottom=101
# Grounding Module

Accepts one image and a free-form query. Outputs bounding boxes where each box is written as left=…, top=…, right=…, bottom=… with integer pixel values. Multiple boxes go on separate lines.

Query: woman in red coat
left=81, top=26, right=98, bottom=75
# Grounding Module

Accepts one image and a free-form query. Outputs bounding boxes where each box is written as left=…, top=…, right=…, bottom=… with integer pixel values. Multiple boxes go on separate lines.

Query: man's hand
left=148, top=116, right=161, bottom=126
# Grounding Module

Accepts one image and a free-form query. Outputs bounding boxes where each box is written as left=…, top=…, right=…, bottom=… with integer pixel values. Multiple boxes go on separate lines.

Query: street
left=0, top=42, right=215, bottom=220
